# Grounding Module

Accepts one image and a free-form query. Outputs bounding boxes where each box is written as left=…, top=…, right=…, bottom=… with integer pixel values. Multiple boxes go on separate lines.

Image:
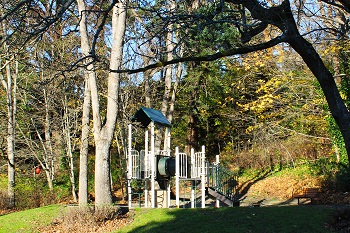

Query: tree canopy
left=1, top=0, right=350, bottom=207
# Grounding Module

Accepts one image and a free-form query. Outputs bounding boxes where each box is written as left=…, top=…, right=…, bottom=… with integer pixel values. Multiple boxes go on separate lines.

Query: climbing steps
left=206, top=164, right=239, bottom=206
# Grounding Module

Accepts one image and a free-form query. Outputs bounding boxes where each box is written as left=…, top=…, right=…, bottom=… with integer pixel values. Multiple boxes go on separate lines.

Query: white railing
left=178, top=153, right=188, bottom=178
left=140, top=150, right=152, bottom=179
left=130, top=150, right=140, bottom=179
left=191, top=151, right=203, bottom=178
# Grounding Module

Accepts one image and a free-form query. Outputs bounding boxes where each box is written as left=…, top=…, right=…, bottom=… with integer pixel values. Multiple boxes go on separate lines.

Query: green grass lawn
left=0, top=204, right=65, bottom=233
left=0, top=204, right=338, bottom=233
left=118, top=206, right=335, bottom=233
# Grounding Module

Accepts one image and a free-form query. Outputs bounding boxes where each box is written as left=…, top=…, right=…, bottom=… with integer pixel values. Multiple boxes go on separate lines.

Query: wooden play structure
left=127, top=106, right=238, bottom=208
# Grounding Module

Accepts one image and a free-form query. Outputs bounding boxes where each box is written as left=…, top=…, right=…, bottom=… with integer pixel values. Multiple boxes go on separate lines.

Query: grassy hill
left=0, top=204, right=64, bottom=232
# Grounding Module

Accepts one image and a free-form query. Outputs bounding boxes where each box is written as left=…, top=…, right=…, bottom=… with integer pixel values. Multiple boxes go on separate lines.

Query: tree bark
left=160, top=0, right=176, bottom=152
left=77, top=0, right=92, bottom=207
left=78, top=78, right=91, bottom=206
left=1, top=18, right=17, bottom=207
left=91, top=1, right=127, bottom=206
left=4, top=59, right=16, bottom=208
left=43, top=89, right=54, bottom=191
left=63, top=94, right=78, bottom=202
left=76, top=0, right=127, bottom=206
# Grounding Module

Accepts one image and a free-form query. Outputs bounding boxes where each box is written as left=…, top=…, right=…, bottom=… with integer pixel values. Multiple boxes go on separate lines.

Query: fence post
left=201, top=145, right=206, bottom=208
left=215, top=154, right=220, bottom=208
left=144, top=129, right=149, bottom=208
left=175, top=147, right=180, bottom=207
left=151, top=122, right=155, bottom=208
left=128, top=124, right=132, bottom=208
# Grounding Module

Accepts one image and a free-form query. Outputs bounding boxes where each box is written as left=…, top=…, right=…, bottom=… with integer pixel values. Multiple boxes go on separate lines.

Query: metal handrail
left=207, top=164, right=238, bottom=201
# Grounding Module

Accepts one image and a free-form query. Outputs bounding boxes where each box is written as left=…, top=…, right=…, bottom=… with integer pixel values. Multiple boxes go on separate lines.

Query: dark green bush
left=312, top=158, right=350, bottom=192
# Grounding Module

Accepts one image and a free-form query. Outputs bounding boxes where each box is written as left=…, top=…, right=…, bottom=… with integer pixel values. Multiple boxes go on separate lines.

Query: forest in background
left=1, top=0, right=350, bottom=209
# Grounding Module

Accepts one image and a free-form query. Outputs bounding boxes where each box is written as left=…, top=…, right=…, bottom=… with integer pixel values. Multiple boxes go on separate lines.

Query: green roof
left=131, top=106, right=171, bottom=128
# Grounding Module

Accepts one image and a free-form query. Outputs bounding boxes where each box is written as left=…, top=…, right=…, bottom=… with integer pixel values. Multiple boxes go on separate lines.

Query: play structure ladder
left=207, top=164, right=238, bottom=206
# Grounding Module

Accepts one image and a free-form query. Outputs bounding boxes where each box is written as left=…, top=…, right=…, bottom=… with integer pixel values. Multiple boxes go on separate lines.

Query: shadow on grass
left=121, top=205, right=336, bottom=233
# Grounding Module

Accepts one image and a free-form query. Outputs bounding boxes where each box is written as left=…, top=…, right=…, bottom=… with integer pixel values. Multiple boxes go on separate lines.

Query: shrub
left=327, top=208, right=350, bottom=232
left=53, top=205, right=124, bottom=233
left=0, top=190, right=9, bottom=210
left=312, top=158, right=350, bottom=192
left=56, top=207, right=98, bottom=232
left=220, top=135, right=332, bottom=171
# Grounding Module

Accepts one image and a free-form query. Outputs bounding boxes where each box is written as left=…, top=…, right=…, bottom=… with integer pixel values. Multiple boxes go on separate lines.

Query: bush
left=327, top=208, right=350, bottom=232
left=52, top=205, right=125, bottom=233
left=312, top=158, right=350, bottom=192
left=324, top=167, right=350, bottom=192
left=14, top=178, right=50, bottom=208
left=10, top=175, right=71, bottom=209
left=56, top=207, right=98, bottom=232
left=220, top=135, right=332, bottom=171
left=332, top=167, right=350, bottom=192
left=0, top=190, right=9, bottom=210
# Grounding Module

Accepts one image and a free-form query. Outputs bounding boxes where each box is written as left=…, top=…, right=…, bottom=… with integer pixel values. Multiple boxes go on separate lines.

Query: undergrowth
left=0, top=174, right=71, bottom=211
left=42, top=205, right=131, bottom=233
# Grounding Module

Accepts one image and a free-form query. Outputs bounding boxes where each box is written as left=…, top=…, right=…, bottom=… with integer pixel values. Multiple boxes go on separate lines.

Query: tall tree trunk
left=94, top=137, right=113, bottom=204
left=3, top=59, right=16, bottom=208
left=77, top=0, right=92, bottom=207
left=79, top=79, right=91, bottom=206
left=91, top=1, right=127, bottom=206
left=187, top=107, right=199, bottom=154
left=43, top=89, right=54, bottom=190
left=63, top=95, right=78, bottom=202
left=186, top=62, right=201, bottom=154
left=156, top=0, right=176, bottom=153
left=168, top=62, right=182, bottom=124
left=1, top=18, right=17, bottom=207
left=77, top=0, right=127, bottom=206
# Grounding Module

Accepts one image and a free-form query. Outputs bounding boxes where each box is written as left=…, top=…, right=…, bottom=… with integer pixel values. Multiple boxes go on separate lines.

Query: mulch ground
left=38, top=210, right=134, bottom=233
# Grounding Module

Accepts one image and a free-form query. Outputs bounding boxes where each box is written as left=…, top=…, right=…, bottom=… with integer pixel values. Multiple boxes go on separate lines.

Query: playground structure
left=127, top=107, right=238, bottom=208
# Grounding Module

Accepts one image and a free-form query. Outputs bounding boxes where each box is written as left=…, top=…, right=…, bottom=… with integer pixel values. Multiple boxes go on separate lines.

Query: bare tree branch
left=321, top=0, right=350, bottom=12
left=111, top=35, right=286, bottom=74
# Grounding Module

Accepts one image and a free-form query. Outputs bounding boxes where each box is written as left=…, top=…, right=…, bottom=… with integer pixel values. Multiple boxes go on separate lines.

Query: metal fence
left=207, top=164, right=238, bottom=201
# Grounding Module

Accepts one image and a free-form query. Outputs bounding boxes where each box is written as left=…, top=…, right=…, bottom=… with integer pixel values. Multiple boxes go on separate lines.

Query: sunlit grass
left=0, top=204, right=64, bottom=233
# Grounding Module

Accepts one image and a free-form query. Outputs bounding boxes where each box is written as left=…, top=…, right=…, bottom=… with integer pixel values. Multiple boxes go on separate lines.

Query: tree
left=1, top=0, right=128, bottom=206
left=0, top=42, right=17, bottom=208
left=114, top=0, right=350, bottom=163
left=76, top=0, right=93, bottom=207
left=235, top=0, right=350, bottom=161
left=88, top=1, right=127, bottom=206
